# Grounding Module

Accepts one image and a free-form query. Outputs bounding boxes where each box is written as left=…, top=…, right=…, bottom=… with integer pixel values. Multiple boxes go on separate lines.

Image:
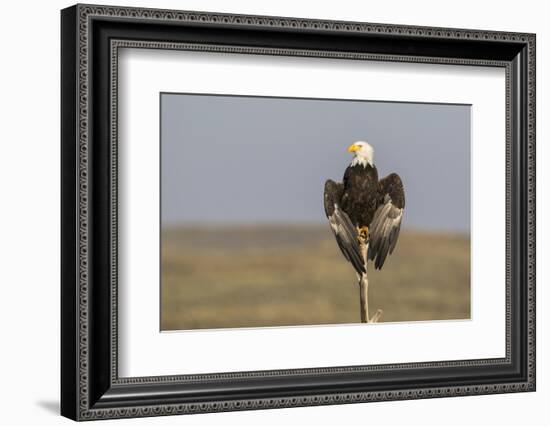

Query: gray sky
left=161, top=93, right=470, bottom=232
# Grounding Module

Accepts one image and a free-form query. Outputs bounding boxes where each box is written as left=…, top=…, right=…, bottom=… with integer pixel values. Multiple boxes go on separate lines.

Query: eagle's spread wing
left=368, top=173, right=405, bottom=270
left=324, top=180, right=366, bottom=275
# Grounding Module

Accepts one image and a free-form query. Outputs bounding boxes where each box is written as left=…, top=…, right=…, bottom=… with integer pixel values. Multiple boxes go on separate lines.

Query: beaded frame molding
left=61, top=4, right=536, bottom=421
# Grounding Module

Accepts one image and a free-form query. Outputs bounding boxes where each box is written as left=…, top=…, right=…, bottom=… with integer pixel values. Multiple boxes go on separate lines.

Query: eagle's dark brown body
left=341, top=164, right=382, bottom=228
left=324, top=163, right=405, bottom=271
left=341, top=165, right=405, bottom=228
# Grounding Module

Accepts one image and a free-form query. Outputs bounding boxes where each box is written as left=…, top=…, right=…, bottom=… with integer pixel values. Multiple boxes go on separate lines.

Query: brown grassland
left=161, top=225, right=470, bottom=330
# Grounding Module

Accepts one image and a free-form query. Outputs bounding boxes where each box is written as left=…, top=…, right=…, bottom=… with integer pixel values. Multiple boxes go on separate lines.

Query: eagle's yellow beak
left=348, top=143, right=360, bottom=153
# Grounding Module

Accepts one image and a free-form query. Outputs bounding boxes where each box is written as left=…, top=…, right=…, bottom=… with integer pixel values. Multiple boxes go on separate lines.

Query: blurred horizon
left=161, top=221, right=471, bottom=236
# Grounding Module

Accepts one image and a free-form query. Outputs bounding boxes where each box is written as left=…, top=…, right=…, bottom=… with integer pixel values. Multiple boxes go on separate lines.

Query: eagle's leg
left=357, top=226, right=369, bottom=245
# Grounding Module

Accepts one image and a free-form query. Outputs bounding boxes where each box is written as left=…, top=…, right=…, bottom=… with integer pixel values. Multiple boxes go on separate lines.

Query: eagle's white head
left=348, top=141, right=374, bottom=167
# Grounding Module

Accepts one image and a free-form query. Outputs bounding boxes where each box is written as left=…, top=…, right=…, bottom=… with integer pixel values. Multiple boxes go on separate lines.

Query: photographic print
left=61, top=6, right=535, bottom=418
left=61, top=6, right=536, bottom=418
left=160, top=93, right=471, bottom=330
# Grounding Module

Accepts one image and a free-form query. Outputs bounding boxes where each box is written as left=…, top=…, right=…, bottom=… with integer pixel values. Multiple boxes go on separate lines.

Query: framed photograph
left=61, top=4, right=536, bottom=421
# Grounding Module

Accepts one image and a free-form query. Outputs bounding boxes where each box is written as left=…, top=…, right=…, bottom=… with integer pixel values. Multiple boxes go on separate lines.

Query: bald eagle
left=323, top=141, right=405, bottom=322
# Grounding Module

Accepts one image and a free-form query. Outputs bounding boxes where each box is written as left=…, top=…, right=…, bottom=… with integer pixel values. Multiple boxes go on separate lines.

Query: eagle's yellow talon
left=357, top=226, right=369, bottom=244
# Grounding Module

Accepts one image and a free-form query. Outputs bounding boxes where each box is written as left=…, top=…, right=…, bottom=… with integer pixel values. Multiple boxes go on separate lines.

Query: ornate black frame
left=61, top=4, right=536, bottom=421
